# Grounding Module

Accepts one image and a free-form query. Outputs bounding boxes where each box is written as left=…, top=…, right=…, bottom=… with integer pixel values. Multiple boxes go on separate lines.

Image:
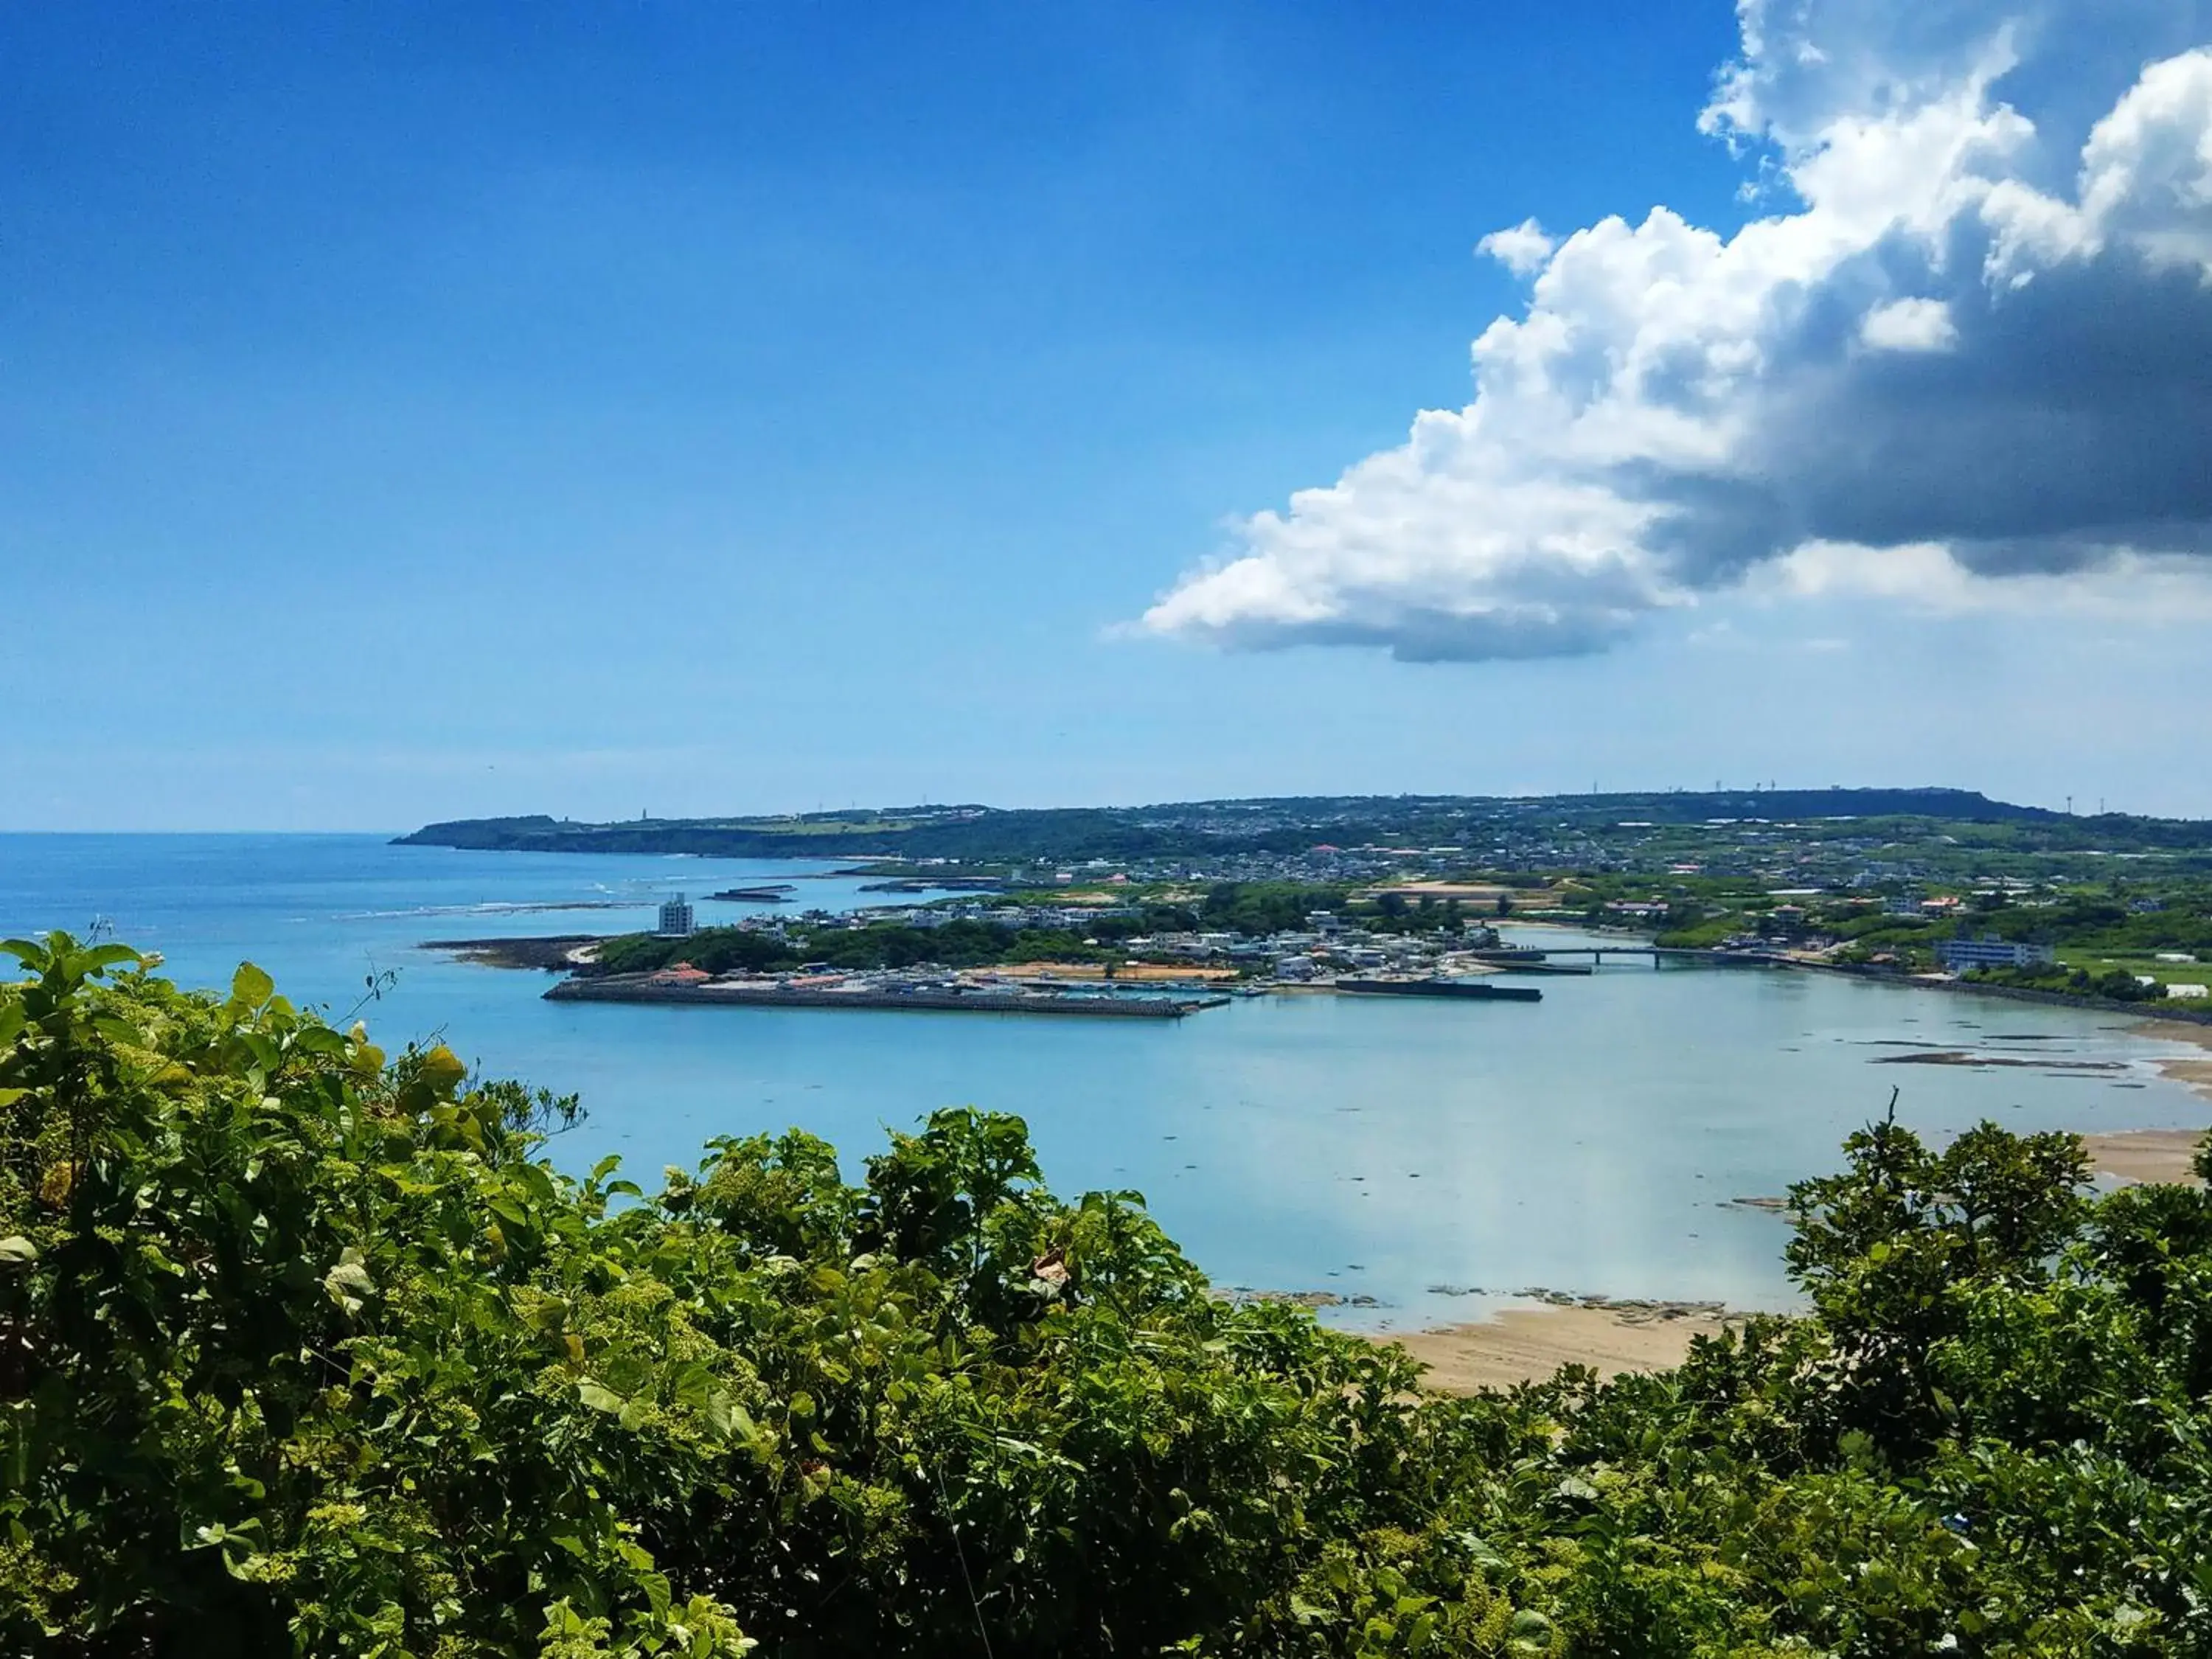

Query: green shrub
left=9, top=933, right=2212, bottom=1655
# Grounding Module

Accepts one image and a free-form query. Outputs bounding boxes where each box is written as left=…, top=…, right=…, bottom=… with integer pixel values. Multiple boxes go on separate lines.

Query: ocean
left=4, top=832, right=2204, bottom=1331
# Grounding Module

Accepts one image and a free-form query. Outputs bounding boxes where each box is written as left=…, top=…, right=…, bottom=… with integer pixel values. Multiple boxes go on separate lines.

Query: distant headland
left=392, top=786, right=2168, bottom=866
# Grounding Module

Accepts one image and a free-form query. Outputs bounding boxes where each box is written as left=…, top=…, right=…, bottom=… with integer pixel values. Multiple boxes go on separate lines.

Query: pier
left=547, top=974, right=1226, bottom=1018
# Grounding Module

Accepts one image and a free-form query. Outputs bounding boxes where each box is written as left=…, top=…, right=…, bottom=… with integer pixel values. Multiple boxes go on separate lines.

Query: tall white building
left=658, top=894, right=695, bottom=937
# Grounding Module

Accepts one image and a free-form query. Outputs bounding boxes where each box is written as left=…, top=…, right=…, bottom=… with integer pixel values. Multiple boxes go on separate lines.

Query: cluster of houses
left=1127, top=911, right=1486, bottom=981
left=663, top=891, right=1484, bottom=984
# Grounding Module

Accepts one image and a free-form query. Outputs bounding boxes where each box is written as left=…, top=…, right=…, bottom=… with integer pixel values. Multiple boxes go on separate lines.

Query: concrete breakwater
left=545, top=974, right=1225, bottom=1018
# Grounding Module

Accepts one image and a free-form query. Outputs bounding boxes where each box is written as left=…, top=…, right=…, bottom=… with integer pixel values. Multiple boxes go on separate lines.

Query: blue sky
left=6, top=1, right=2209, bottom=829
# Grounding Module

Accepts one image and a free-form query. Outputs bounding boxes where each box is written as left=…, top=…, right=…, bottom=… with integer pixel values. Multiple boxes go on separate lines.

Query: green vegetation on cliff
left=10, top=935, right=2212, bottom=1655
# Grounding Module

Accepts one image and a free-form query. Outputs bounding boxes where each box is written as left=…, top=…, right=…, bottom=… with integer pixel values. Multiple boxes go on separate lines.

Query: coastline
left=2083, top=1130, right=2205, bottom=1186
left=2135, top=1017, right=2212, bottom=1105
left=1771, top=954, right=2212, bottom=1027
left=544, top=973, right=1224, bottom=1018
left=1380, top=1018, right=2212, bottom=1392
left=2132, top=1022, right=2212, bottom=1071
left=422, top=935, right=603, bottom=970
left=2089, top=1020, right=2212, bottom=1183
left=1380, top=1304, right=1735, bottom=1394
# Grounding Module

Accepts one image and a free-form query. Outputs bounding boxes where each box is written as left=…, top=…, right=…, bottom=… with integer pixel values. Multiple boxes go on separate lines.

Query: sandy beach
left=2062, top=1020, right=2212, bottom=1183
left=2082, top=1129, right=2205, bottom=1186
left=1381, top=1304, right=1733, bottom=1394
left=2135, top=1018, right=2212, bottom=1103
left=1382, top=1026, right=2212, bottom=1392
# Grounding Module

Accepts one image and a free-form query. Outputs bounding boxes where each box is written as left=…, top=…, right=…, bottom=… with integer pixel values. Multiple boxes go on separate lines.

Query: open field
left=2060, top=950, right=2212, bottom=987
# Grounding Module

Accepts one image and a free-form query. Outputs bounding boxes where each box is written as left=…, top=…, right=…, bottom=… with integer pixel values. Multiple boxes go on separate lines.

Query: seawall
left=545, top=977, right=1217, bottom=1018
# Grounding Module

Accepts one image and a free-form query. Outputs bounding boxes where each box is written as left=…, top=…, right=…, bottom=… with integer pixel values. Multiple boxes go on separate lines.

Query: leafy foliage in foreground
left=7, top=935, right=2212, bottom=1655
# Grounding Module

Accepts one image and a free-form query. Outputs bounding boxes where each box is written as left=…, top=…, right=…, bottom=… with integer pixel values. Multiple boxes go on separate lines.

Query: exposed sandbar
left=2132, top=1019, right=2212, bottom=1107
left=1380, top=1304, right=1734, bottom=1395
left=1872, top=1049, right=2124, bottom=1071
left=2084, top=1128, right=2205, bottom=1186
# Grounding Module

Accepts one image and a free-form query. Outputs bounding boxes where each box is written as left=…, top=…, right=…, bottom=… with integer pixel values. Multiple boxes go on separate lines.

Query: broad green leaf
left=700, top=1390, right=735, bottom=1439
left=323, top=1259, right=374, bottom=1314
left=487, top=1194, right=531, bottom=1228
left=418, top=1043, right=468, bottom=1096
left=577, top=1380, right=626, bottom=1414
left=1507, top=1608, right=1557, bottom=1655
left=230, top=961, right=274, bottom=1009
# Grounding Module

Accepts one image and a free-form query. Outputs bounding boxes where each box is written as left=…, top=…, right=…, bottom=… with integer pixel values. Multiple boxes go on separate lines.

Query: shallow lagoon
left=5, top=833, right=2205, bottom=1329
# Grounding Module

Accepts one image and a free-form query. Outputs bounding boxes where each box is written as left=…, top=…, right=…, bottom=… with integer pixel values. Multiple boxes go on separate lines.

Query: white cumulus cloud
left=1478, top=218, right=1557, bottom=276
left=1859, top=297, right=1958, bottom=351
left=1143, top=0, right=2212, bottom=661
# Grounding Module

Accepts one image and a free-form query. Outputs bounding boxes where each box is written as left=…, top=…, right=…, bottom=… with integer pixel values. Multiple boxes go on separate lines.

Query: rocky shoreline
left=420, top=935, right=604, bottom=970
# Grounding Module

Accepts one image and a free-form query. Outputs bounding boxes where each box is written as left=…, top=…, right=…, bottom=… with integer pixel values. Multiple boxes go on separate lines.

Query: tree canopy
left=7, top=933, right=2212, bottom=1655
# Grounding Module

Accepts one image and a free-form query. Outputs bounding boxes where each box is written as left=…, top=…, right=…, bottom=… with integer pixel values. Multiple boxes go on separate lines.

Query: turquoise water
left=4, top=833, right=2205, bottom=1329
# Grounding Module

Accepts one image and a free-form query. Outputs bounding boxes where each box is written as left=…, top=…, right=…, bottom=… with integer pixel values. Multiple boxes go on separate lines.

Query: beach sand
left=2134, top=1018, right=2212, bottom=1105
left=2083, top=1129, right=2205, bottom=1186
left=1372, top=1021, right=2212, bottom=1394
left=1380, top=1304, right=1732, bottom=1394
left=2062, top=1021, right=2212, bottom=1183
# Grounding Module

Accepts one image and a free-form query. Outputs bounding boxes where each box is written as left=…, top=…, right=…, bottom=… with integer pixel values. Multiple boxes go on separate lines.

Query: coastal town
left=432, top=791, right=2212, bottom=1023
left=538, top=884, right=1557, bottom=1015
left=411, top=786, right=2212, bottom=1013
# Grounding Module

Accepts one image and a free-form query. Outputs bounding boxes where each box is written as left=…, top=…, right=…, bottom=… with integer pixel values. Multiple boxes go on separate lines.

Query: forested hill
left=394, top=787, right=2139, bottom=864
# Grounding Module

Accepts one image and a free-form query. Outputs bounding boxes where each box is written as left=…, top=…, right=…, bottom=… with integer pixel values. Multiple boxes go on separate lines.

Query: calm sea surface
left=4, top=833, right=2205, bottom=1330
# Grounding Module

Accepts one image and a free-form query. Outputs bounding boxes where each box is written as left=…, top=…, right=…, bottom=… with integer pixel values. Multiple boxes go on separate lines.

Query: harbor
left=547, top=970, right=1230, bottom=1018
left=12, top=836, right=2208, bottom=1332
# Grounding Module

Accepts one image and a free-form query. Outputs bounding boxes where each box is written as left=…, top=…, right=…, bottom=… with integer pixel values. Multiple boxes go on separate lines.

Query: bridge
left=1484, top=945, right=1778, bottom=968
